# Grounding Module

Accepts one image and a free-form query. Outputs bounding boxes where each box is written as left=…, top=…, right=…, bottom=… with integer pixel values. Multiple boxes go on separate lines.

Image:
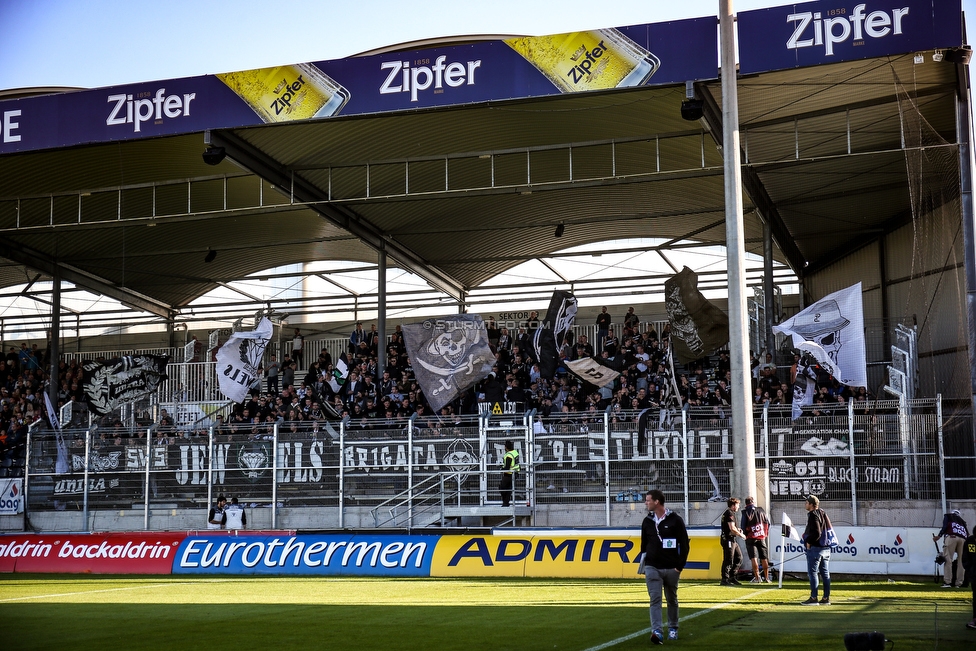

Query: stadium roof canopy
left=0, top=1, right=969, bottom=325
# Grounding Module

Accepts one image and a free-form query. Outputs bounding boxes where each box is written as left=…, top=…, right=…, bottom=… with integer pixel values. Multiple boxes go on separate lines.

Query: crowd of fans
left=0, top=307, right=874, bottom=476
left=223, top=308, right=873, bottom=433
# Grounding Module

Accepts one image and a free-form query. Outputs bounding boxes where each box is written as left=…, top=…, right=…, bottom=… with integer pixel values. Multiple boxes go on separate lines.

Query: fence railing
left=17, top=398, right=962, bottom=532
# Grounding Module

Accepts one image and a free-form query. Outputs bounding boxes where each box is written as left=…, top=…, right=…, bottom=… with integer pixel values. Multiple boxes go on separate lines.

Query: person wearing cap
left=934, top=509, right=969, bottom=588
left=207, top=495, right=227, bottom=530
left=801, top=495, right=834, bottom=605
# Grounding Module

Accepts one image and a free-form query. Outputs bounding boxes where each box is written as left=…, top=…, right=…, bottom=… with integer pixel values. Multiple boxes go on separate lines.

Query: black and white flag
left=402, top=315, right=495, bottom=413
left=773, top=282, right=867, bottom=387
left=533, top=290, right=578, bottom=380
left=216, top=317, right=273, bottom=403
left=657, top=343, right=683, bottom=429
left=565, top=357, right=619, bottom=388
left=83, top=354, right=170, bottom=416
left=43, top=391, right=69, bottom=475
left=791, top=362, right=818, bottom=420
left=664, top=266, right=730, bottom=364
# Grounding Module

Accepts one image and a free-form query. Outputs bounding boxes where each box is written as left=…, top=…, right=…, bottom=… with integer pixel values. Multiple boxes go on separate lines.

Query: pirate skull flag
left=83, top=354, right=170, bottom=416
left=216, top=317, right=273, bottom=403
left=402, top=315, right=494, bottom=412
left=773, top=282, right=866, bottom=387
left=664, top=266, right=730, bottom=364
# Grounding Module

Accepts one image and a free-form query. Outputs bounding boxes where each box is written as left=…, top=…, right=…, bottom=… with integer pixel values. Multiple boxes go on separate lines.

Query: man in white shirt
left=224, top=497, right=247, bottom=530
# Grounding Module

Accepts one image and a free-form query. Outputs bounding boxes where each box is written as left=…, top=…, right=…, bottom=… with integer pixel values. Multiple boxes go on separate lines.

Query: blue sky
left=2, top=0, right=973, bottom=91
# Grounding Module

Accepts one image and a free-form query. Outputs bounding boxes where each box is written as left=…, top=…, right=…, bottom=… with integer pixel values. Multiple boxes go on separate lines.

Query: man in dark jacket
left=720, top=497, right=745, bottom=585
left=801, top=495, right=833, bottom=605
left=640, top=489, right=690, bottom=644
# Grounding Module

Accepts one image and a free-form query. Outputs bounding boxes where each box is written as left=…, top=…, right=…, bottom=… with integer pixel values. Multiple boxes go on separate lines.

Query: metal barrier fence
left=19, top=398, right=962, bottom=532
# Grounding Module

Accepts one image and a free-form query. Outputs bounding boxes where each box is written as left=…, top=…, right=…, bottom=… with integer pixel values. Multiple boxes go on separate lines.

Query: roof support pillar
left=721, top=0, right=757, bottom=506
left=377, top=249, right=387, bottom=380
left=763, top=218, right=776, bottom=356
left=954, top=59, right=976, bottom=442
left=48, top=266, right=60, bottom=410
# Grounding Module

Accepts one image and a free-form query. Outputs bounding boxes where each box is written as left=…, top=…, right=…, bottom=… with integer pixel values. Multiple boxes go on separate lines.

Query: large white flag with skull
left=216, top=317, right=274, bottom=403
left=402, top=315, right=495, bottom=413
left=773, top=283, right=867, bottom=388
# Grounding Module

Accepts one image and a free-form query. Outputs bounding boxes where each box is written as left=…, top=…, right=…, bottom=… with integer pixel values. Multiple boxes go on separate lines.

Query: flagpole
left=778, top=538, right=785, bottom=588
left=721, top=0, right=757, bottom=502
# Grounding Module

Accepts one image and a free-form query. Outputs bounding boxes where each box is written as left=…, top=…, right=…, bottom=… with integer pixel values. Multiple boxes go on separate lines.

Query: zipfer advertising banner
left=0, top=530, right=719, bottom=578
left=0, top=17, right=716, bottom=155
left=738, top=0, right=963, bottom=74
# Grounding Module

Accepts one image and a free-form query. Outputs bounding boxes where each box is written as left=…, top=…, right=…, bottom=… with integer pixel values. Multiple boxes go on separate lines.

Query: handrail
left=370, top=471, right=463, bottom=530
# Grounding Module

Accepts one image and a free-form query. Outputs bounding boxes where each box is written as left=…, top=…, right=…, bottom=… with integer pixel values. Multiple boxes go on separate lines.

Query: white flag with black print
left=402, top=315, right=495, bottom=413
left=216, top=317, right=273, bottom=403
left=565, top=357, right=619, bottom=388
left=782, top=512, right=802, bottom=541
left=773, top=282, right=867, bottom=387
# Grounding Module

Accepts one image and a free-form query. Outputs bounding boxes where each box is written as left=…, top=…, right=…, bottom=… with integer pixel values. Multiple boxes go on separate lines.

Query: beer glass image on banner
left=217, top=63, right=350, bottom=122
left=505, top=28, right=660, bottom=93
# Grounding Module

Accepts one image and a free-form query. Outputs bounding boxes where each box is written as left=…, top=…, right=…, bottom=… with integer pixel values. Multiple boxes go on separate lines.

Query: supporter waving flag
left=402, top=315, right=494, bottom=412
left=215, top=317, right=273, bottom=403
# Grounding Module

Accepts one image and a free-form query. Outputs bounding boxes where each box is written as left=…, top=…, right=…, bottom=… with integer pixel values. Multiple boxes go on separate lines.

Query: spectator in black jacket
left=640, top=489, right=690, bottom=644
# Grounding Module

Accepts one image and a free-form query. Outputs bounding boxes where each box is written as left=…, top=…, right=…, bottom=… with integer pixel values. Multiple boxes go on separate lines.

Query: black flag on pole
left=532, top=290, right=577, bottom=381
left=664, top=266, right=730, bottom=364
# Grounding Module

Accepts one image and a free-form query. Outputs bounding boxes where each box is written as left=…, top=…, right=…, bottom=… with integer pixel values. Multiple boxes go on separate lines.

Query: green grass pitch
left=1, top=575, right=973, bottom=650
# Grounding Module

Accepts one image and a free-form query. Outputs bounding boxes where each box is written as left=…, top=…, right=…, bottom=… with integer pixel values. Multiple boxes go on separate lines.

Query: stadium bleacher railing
left=15, top=398, right=957, bottom=533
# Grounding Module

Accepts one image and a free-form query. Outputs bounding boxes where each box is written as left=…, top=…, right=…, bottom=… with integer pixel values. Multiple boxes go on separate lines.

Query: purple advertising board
left=738, top=0, right=963, bottom=75
left=0, top=17, right=716, bottom=156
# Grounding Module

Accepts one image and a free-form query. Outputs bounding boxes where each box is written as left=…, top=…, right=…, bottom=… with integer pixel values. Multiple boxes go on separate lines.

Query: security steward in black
left=720, top=497, right=746, bottom=585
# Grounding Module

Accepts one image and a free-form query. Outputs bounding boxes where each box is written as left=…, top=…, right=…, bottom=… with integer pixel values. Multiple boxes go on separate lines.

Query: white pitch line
left=582, top=589, right=765, bottom=651
left=0, top=581, right=194, bottom=603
